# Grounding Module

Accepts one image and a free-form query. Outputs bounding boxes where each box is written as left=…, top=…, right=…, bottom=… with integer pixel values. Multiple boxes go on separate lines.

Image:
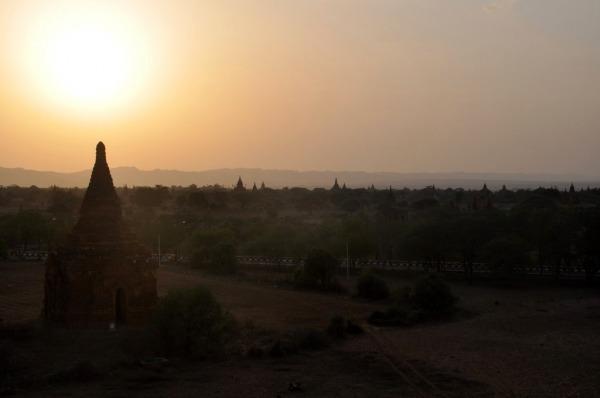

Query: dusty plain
left=1, top=261, right=599, bottom=397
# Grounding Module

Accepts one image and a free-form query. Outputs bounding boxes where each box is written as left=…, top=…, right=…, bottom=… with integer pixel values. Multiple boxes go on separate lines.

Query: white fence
left=234, top=255, right=592, bottom=280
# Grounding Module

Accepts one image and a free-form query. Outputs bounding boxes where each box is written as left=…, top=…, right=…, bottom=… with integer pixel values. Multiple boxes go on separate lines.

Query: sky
left=0, top=0, right=599, bottom=176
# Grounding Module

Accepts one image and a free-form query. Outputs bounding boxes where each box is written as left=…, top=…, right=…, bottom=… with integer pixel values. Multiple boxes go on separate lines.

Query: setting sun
left=15, top=2, right=156, bottom=115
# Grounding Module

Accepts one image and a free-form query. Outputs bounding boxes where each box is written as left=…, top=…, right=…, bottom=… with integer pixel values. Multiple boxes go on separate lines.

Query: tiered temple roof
left=44, top=142, right=157, bottom=327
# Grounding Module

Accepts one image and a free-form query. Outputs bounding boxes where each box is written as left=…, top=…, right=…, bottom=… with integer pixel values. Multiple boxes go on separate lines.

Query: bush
left=411, top=275, right=457, bottom=316
left=293, top=249, right=343, bottom=292
left=153, top=287, right=236, bottom=358
left=391, top=285, right=413, bottom=307
left=482, top=236, right=530, bottom=280
left=369, top=275, right=457, bottom=327
left=356, top=271, right=390, bottom=300
left=303, top=249, right=338, bottom=286
left=192, top=243, right=238, bottom=275
left=245, top=327, right=332, bottom=359
left=327, top=316, right=364, bottom=339
left=290, top=328, right=331, bottom=350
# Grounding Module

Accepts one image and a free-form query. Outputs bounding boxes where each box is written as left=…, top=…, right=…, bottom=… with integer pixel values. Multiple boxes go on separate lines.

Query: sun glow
left=15, top=2, right=157, bottom=116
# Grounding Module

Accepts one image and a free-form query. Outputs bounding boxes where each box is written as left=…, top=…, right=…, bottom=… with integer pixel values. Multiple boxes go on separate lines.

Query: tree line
left=1, top=184, right=599, bottom=282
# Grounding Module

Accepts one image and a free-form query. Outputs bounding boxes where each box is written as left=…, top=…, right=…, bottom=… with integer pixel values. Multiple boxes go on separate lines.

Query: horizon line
left=1, top=164, right=599, bottom=181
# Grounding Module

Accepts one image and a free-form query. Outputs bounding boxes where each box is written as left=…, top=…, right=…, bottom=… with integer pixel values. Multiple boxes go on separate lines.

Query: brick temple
left=44, top=142, right=157, bottom=327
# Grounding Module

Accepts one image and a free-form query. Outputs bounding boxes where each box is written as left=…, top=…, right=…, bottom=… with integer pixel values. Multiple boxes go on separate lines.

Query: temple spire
left=87, top=142, right=116, bottom=195
left=96, top=141, right=106, bottom=162
left=77, top=141, right=121, bottom=223
left=331, top=178, right=340, bottom=191
left=234, top=176, right=246, bottom=192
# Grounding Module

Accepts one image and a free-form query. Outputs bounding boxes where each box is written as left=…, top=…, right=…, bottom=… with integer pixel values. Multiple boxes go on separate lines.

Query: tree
left=402, top=218, right=453, bottom=271
left=295, top=249, right=340, bottom=290
left=187, top=190, right=209, bottom=209
left=153, top=287, right=236, bottom=358
left=579, top=208, right=600, bottom=283
left=339, top=216, right=377, bottom=263
left=450, top=213, right=498, bottom=283
left=356, top=271, right=390, bottom=300
left=132, top=186, right=170, bottom=208
left=412, top=275, right=457, bottom=316
left=482, top=236, right=530, bottom=280
left=46, top=187, right=81, bottom=215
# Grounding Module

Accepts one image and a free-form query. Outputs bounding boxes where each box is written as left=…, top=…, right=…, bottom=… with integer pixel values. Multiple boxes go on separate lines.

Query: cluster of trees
left=174, top=206, right=600, bottom=281
left=1, top=184, right=599, bottom=281
left=0, top=210, right=68, bottom=255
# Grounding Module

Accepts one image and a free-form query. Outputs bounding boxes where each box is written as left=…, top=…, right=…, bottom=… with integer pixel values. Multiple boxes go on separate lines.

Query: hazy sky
left=1, top=0, right=599, bottom=176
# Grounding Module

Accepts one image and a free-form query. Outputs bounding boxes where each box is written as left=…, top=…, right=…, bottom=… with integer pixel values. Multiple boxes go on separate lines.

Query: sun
left=41, top=23, right=136, bottom=109
left=16, top=3, right=156, bottom=116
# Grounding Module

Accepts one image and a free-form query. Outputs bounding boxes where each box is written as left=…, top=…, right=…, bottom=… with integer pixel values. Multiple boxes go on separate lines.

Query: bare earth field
left=1, top=261, right=599, bottom=397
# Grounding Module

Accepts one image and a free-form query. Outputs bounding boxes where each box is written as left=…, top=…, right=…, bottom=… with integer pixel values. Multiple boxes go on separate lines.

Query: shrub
left=345, top=319, right=364, bottom=335
left=293, top=249, right=343, bottom=292
left=153, top=287, right=236, bottom=358
left=246, top=327, right=332, bottom=359
left=356, top=271, right=390, bottom=300
left=268, top=339, right=299, bottom=358
left=412, top=275, right=457, bottom=316
left=290, top=328, right=331, bottom=350
left=327, top=316, right=364, bottom=339
left=369, top=275, right=457, bottom=327
left=391, top=285, right=413, bottom=307
left=192, top=243, right=238, bottom=275
left=303, top=249, right=338, bottom=286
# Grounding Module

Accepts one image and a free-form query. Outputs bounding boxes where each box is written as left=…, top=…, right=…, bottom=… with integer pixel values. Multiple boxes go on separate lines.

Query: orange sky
left=1, top=1, right=599, bottom=176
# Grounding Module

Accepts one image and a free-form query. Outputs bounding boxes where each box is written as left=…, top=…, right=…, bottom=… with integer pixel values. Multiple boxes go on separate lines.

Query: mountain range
left=1, top=166, right=598, bottom=190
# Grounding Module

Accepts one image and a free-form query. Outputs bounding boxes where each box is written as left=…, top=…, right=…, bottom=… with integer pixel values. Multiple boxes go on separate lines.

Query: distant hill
left=0, top=166, right=598, bottom=190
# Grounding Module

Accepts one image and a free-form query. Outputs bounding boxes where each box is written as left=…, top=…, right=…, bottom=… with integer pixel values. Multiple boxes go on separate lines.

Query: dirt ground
left=1, top=261, right=599, bottom=397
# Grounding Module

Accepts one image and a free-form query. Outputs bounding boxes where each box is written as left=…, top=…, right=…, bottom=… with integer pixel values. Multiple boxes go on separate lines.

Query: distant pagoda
left=331, top=178, right=341, bottom=191
left=44, top=142, right=157, bottom=327
left=472, top=183, right=494, bottom=210
left=234, top=176, right=246, bottom=192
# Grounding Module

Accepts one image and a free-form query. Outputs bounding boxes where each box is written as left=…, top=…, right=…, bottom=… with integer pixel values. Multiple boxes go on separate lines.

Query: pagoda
left=234, top=176, right=246, bottom=192
left=331, top=178, right=341, bottom=191
left=472, top=183, right=494, bottom=210
left=44, top=142, right=157, bottom=327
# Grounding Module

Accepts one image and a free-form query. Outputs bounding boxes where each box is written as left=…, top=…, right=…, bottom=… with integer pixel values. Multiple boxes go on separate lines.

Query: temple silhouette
left=234, top=176, right=246, bottom=192
left=43, top=142, right=157, bottom=327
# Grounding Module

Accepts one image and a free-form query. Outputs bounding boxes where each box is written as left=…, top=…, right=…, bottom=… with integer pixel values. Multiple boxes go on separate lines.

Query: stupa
left=44, top=142, right=157, bottom=327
